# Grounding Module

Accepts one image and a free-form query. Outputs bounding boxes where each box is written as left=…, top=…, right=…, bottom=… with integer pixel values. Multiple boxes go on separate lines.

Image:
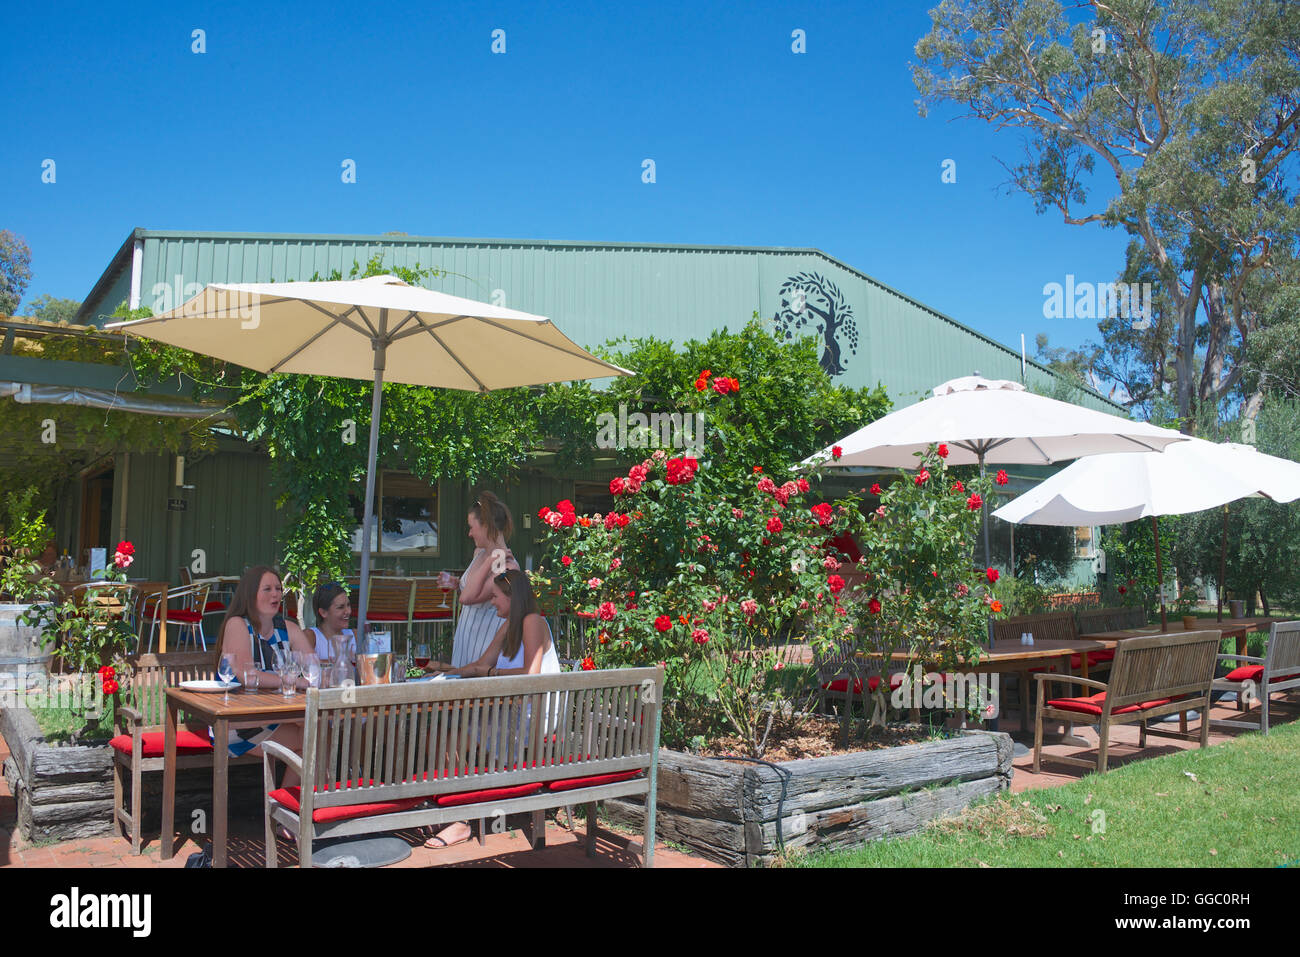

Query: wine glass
left=302, top=653, right=322, bottom=690
left=217, top=654, right=237, bottom=703
left=413, top=643, right=431, bottom=670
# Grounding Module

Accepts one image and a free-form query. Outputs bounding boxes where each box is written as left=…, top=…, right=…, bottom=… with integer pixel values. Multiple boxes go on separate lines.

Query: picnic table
left=1080, top=617, right=1284, bottom=657
left=162, top=686, right=307, bottom=868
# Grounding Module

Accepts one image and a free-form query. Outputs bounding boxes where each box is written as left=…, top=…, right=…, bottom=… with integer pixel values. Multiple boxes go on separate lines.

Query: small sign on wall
left=167, top=498, right=188, bottom=512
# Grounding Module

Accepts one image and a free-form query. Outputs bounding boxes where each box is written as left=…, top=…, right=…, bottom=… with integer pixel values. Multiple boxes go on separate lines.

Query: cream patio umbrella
left=993, top=436, right=1300, bottom=628
left=803, top=375, right=1189, bottom=565
left=107, top=274, right=632, bottom=630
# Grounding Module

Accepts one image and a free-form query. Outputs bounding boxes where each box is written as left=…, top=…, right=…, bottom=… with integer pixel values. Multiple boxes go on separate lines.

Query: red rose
left=1118, top=585, right=1127, bottom=595
left=828, top=575, right=845, bottom=594
left=870, top=483, right=882, bottom=495
left=986, top=567, right=1000, bottom=584
left=766, top=516, right=784, bottom=534
left=937, top=444, right=949, bottom=458
left=868, top=598, right=882, bottom=615
left=597, top=602, right=617, bottom=621
left=580, top=656, right=596, bottom=671
left=711, top=377, right=731, bottom=395
left=538, top=506, right=552, bottom=521
left=654, top=615, right=672, bottom=632
left=966, top=493, right=983, bottom=511
left=700, top=369, right=712, bottom=379
left=561, top=555, right=572, bottom=567
left=97, top=665, right=115, bottom=679
left=103, top=678, right=120, bottom=695
left=610, top=477, right=626, bottom=496
left=951, top=481, right=964, bottom=493
left=617, top=513, right=630, bottom=528
left=832, top=445, right=843, bottom=461
left=691, top=628, right=709, bottom=645
left=810, top=502, right=833, bottom=526
left=915, top=469, right=930, bottom=486
left=695, top=378, right=706, bottom=391
left=560, top=511, right=576, bottom=527
left=996, top=469, right=1009, bottom=486
left=115, top=541, right=135, bottom=557
left=728, top=377, right=739, bottom=392
left=556, top=499, right=575, bottom=515
left=752, top=466, right=763, bottom=474
left=757, top=476, right=777, bottom=494
left=796, top=478, right=810, bottom=493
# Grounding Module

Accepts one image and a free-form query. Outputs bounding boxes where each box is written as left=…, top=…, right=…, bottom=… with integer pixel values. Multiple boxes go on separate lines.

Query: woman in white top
left=421, top=568, right=558, bottom=849
left=306, top=582, right=357, bottom=682
left=422, top=491, right=520, bottom=672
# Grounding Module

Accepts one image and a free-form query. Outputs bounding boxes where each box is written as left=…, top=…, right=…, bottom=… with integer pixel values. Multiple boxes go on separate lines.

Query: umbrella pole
left=357, top=314, right=389, bottom=644
left=979, top=452, right=991, bottom=568
left=1217, top=504, right=1228, bottom=623
left=1152, top=515, right=1167, bottom=632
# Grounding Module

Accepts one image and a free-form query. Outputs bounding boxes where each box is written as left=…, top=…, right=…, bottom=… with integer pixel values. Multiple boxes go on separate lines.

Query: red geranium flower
left=654, top=615, right=672, bottom=632
left=996, top=469, right=1009, bottom=486
left=766, top=516, right=784, bottom=534
left=966, top=493, right=983, bottom=511
left=580, top=657, right=596, bottom=671
left=986, top=567, right=1000, bottom=584
left=832, top=445, right=843, bottom=461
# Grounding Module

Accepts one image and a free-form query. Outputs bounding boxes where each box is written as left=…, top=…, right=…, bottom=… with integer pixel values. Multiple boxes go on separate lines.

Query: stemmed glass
left=301, top=652, right=322, bottom=690
left=217, top=654, right=237, bottom=704
left=413, top=643, right=430, bottom=670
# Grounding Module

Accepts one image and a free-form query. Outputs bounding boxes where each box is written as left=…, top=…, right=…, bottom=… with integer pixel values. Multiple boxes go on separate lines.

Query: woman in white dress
left=306, top=582, right=357, bottom=683
left=422, top=568, right=559, bottom=849
left=422, top=491, right=519, bottom=672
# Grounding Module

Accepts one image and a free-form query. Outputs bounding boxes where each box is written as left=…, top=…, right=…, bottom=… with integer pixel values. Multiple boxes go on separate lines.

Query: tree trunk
left=1260, top=590, right=1270, bottom=617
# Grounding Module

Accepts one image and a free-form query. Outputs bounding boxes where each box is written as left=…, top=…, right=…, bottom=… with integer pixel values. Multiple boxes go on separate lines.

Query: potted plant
left=1172, top=585, right=1199, bottom=630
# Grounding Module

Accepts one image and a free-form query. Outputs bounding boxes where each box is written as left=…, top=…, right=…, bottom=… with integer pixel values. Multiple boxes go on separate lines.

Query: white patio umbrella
left=108, top=274, right=632, bottom=632
left=993, top=437, right=1300, bottom=627
left=804, top=375, right=1188, bottom=564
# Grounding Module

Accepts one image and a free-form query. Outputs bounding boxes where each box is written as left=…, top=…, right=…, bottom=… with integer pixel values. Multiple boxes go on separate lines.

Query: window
left=1073, top=526, right=1095, bottom=559
left=350, top=472, right=440, bottom=555
left=573, top=479, right=616, bottom=517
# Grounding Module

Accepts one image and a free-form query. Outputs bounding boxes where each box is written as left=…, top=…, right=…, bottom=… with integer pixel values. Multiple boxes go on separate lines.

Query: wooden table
left=162, top=687, right=306, bottom=868
left=871, top=638, right=1110, bottom=734
left=1081, top=617, right=1284, bottom=657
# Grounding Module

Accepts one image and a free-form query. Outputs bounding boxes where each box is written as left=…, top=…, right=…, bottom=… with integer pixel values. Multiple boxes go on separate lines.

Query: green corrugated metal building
left=5, top=228, right=1120, bottom=585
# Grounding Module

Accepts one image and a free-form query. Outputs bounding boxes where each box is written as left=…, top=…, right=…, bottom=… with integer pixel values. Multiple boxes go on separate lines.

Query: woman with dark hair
left=421, top=568, right=559, bottom=849
left=307, top=581, right=357, bottom=678
left=217, top=566, right=316, bottom=785
left=422, top=491, right=520, bottom=672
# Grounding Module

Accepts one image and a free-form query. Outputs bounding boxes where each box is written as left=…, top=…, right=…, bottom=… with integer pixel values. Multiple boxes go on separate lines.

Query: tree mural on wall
left=771, top=272, right=859, bottom=376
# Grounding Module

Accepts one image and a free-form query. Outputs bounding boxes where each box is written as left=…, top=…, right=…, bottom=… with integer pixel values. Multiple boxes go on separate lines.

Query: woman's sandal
left=423, top=824, right=471, bottom=849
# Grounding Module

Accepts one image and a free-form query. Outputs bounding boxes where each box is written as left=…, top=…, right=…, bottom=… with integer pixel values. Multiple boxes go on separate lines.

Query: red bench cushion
left=269, top=784, right=427, bottom=823
left=434, top=782, right=545, bottom=807
left=412, top=610, right=452, bottom=620
left=1223, top=664, right=1300, bottom=684
left=1045, top=692, right=1174, bottom=716
left=203, top=601, right=226, bottom=613
left=545, top=770, right=644, bottom=792
left=821, top=675, right=903, bottom=694
left=364, top=611, right=408, bottom=622
left=166, top=609, right=204, bottom=624
left=109, top=730, right=214, bottom=758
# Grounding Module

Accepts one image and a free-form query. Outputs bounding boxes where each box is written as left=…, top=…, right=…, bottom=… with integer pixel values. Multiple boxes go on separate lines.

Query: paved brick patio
left=2, top=691, right=1294, bottom=868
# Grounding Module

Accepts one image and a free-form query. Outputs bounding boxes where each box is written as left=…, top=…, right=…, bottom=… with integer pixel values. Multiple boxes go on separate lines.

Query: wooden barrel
left=0, top=603, right=53, bottom=678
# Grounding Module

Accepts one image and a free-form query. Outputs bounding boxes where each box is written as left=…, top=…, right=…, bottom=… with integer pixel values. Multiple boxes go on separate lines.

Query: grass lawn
left=32, top=704, right=115, bottom=745
left=789, top=718, right=1300, bottom=868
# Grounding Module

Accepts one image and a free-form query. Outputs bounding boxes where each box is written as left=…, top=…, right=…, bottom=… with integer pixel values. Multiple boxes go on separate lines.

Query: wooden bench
left=1211, top=620, right=1300, bottom=734
left=111, top=650, right=260, bottom=853
left=1075, top=606, right=1147, bottom=634
left=262, top=666, right=663, bottom=867
left=1032, top=630, right=1221, bottom=773
left=988, top=612, right=1078, bottom=721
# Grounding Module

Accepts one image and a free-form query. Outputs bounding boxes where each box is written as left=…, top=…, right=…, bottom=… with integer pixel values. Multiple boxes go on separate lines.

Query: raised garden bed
left=0, top=705, right=261, bottom=843
left=605, top=729, right=1014, bottom=867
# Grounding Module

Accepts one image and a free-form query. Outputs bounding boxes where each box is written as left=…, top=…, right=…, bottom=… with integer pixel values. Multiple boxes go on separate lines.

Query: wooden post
left=1152, top=516, right=1167, bottom=632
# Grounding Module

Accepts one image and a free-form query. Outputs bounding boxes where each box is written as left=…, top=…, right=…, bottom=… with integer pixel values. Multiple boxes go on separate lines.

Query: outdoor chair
left=360, top=576, right=417, bottom=647
left=1075, top=606, right=1147, bottom=635
left=181, top=567, right=233, bottom=628
left=1210, top=620, right=1300, bottom=734
left=1032, top=630, right=1221, bottom=774
left=110, top=650, right=259, bottom=853
left=988, top=611, right=1080, bottom=719
left=410, top=576, right=457, bottom=656
left=139, top=582, right=213, bottom=653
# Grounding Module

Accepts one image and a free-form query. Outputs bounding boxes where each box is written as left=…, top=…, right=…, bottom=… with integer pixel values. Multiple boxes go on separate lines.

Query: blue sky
left=3, top=0, right=1128, bottom=366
